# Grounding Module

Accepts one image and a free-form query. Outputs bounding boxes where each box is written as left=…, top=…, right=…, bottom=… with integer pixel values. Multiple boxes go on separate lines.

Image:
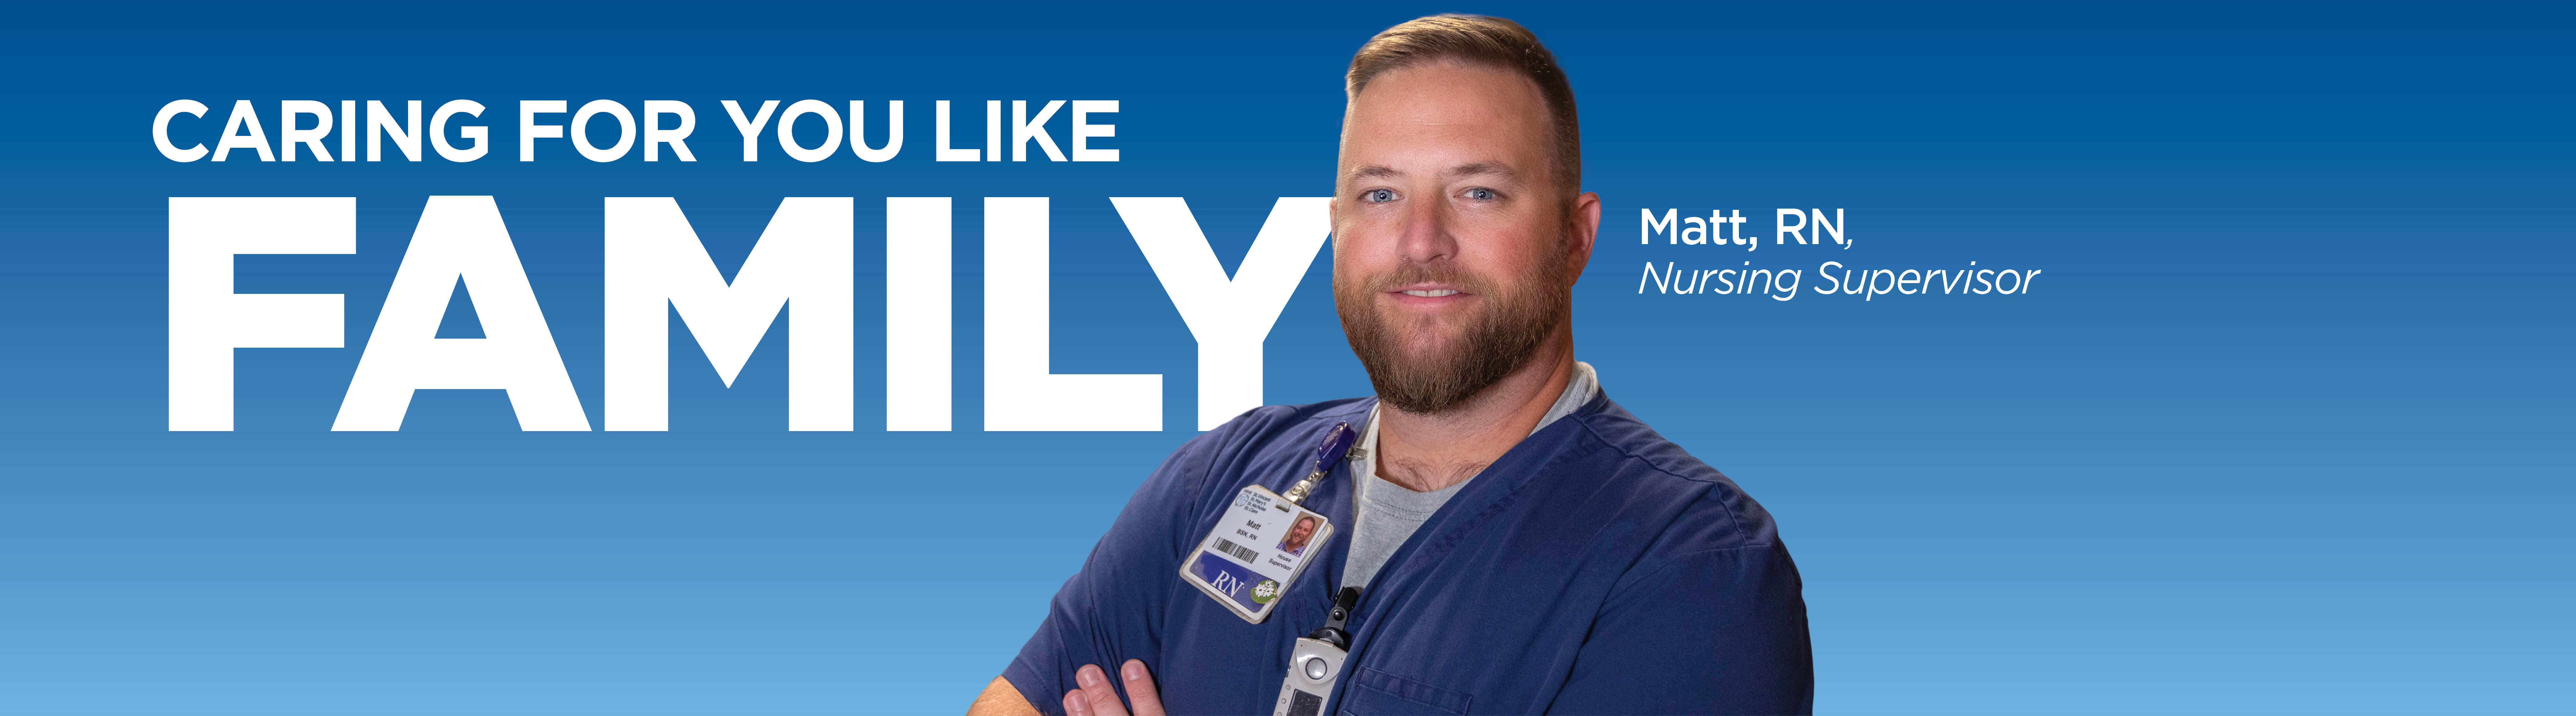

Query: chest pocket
left=1338, top=667, right=1472, bottom=715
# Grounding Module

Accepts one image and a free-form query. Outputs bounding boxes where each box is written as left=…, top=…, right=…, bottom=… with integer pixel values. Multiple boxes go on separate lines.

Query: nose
left=1396, top=194, right=1457, bottom=265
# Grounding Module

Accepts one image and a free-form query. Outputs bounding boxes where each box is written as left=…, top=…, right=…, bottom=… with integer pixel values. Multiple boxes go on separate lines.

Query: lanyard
left=1310, top=586, right=1362, bottom=649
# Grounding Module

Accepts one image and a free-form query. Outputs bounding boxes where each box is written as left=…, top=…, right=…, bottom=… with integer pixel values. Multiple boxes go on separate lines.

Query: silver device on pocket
left=1274, top=587, right=1361, bottom=716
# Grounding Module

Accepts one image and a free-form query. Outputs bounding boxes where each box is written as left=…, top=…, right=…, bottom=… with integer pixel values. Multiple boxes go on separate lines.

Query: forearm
left=967, top=675, right=1042, bottom=716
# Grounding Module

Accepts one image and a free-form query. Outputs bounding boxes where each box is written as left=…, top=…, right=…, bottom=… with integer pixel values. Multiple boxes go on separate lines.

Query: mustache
left=1356, top=261, right=1495, bottom=294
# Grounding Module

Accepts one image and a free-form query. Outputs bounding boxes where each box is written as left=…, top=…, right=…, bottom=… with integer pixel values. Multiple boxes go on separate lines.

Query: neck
left=1372, top=330, right=1576, bottom=493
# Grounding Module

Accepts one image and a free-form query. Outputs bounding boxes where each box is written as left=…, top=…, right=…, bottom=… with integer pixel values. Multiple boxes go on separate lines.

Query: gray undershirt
left=1340, top=361, right=1599, bottom=588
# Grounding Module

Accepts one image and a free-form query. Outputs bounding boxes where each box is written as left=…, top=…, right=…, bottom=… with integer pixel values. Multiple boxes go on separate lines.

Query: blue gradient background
left=1, top=2, right=2568, bottom=714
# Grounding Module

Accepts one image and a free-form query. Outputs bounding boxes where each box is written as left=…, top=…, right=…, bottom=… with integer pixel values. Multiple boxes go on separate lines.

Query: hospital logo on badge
left=1250, top=579, right=1281, bottom=604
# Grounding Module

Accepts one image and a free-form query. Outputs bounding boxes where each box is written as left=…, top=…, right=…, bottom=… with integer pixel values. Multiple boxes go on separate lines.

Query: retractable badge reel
left=1274, top=586, right=1362, bottom=716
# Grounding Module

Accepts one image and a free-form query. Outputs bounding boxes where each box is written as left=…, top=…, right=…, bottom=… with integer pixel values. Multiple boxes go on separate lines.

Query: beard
left=1336, top=260, right=1569, bottom=416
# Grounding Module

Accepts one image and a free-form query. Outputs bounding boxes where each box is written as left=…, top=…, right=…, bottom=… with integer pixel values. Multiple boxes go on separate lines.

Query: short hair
left=1345, top=14, right=1581, bottom=198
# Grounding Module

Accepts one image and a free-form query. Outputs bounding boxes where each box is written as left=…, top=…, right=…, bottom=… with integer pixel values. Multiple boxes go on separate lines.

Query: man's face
left=1332, top=61, right=1595, bottom=415
left=1289, top=518, right=1316, bottom=543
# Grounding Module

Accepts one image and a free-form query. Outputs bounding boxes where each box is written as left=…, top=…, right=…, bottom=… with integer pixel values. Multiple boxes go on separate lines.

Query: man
left=1278, top=515, right=1320, bottom=556
left=969, top=14, right=1810, bottom=715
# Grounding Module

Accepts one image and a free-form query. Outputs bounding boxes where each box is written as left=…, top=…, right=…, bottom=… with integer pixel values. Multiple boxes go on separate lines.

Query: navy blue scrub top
left=1005, top=392, right=1813, bottom=715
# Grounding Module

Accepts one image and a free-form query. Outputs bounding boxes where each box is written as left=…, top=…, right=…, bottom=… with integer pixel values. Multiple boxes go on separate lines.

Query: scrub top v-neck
left=1004, top=386, right=1812, bottom=715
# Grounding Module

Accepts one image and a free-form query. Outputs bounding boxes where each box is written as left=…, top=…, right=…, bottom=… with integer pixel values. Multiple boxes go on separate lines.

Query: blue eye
left=1466, top=188, right=1496, bottom=200
left=1364, top=189, right=1395, bottom=203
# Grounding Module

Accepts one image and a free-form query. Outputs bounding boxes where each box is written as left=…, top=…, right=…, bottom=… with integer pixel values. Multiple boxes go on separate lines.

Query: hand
left=1062, top=659, right=1164, bottom=716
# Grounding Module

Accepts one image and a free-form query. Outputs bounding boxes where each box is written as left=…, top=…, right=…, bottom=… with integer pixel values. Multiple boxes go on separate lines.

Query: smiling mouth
left=1401, top=289, right=1460, bottom=297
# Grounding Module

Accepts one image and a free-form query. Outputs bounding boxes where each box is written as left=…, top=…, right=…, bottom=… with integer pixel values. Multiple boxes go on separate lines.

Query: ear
left=1563, top=191, right=1601, bottom=284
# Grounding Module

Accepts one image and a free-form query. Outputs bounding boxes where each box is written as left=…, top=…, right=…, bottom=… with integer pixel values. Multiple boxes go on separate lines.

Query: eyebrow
left=1343, top=162, right=1526, bottom=184
left=1449, top=162, right=1523, bottom=184
left=1348, top=164, right=1404, bottom=181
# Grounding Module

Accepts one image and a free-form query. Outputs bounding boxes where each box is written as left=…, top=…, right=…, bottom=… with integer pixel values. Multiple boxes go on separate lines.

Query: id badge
left=1179, top=485, right=1334, bottom=624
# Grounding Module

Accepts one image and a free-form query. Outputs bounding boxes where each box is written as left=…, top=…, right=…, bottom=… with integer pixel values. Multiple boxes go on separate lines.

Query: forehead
left=1339, top=61, right=1553, bottom=171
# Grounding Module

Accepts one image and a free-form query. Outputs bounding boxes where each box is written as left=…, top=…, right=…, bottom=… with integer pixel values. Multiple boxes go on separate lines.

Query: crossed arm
left=966, top=662, right=1165, bottom=716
